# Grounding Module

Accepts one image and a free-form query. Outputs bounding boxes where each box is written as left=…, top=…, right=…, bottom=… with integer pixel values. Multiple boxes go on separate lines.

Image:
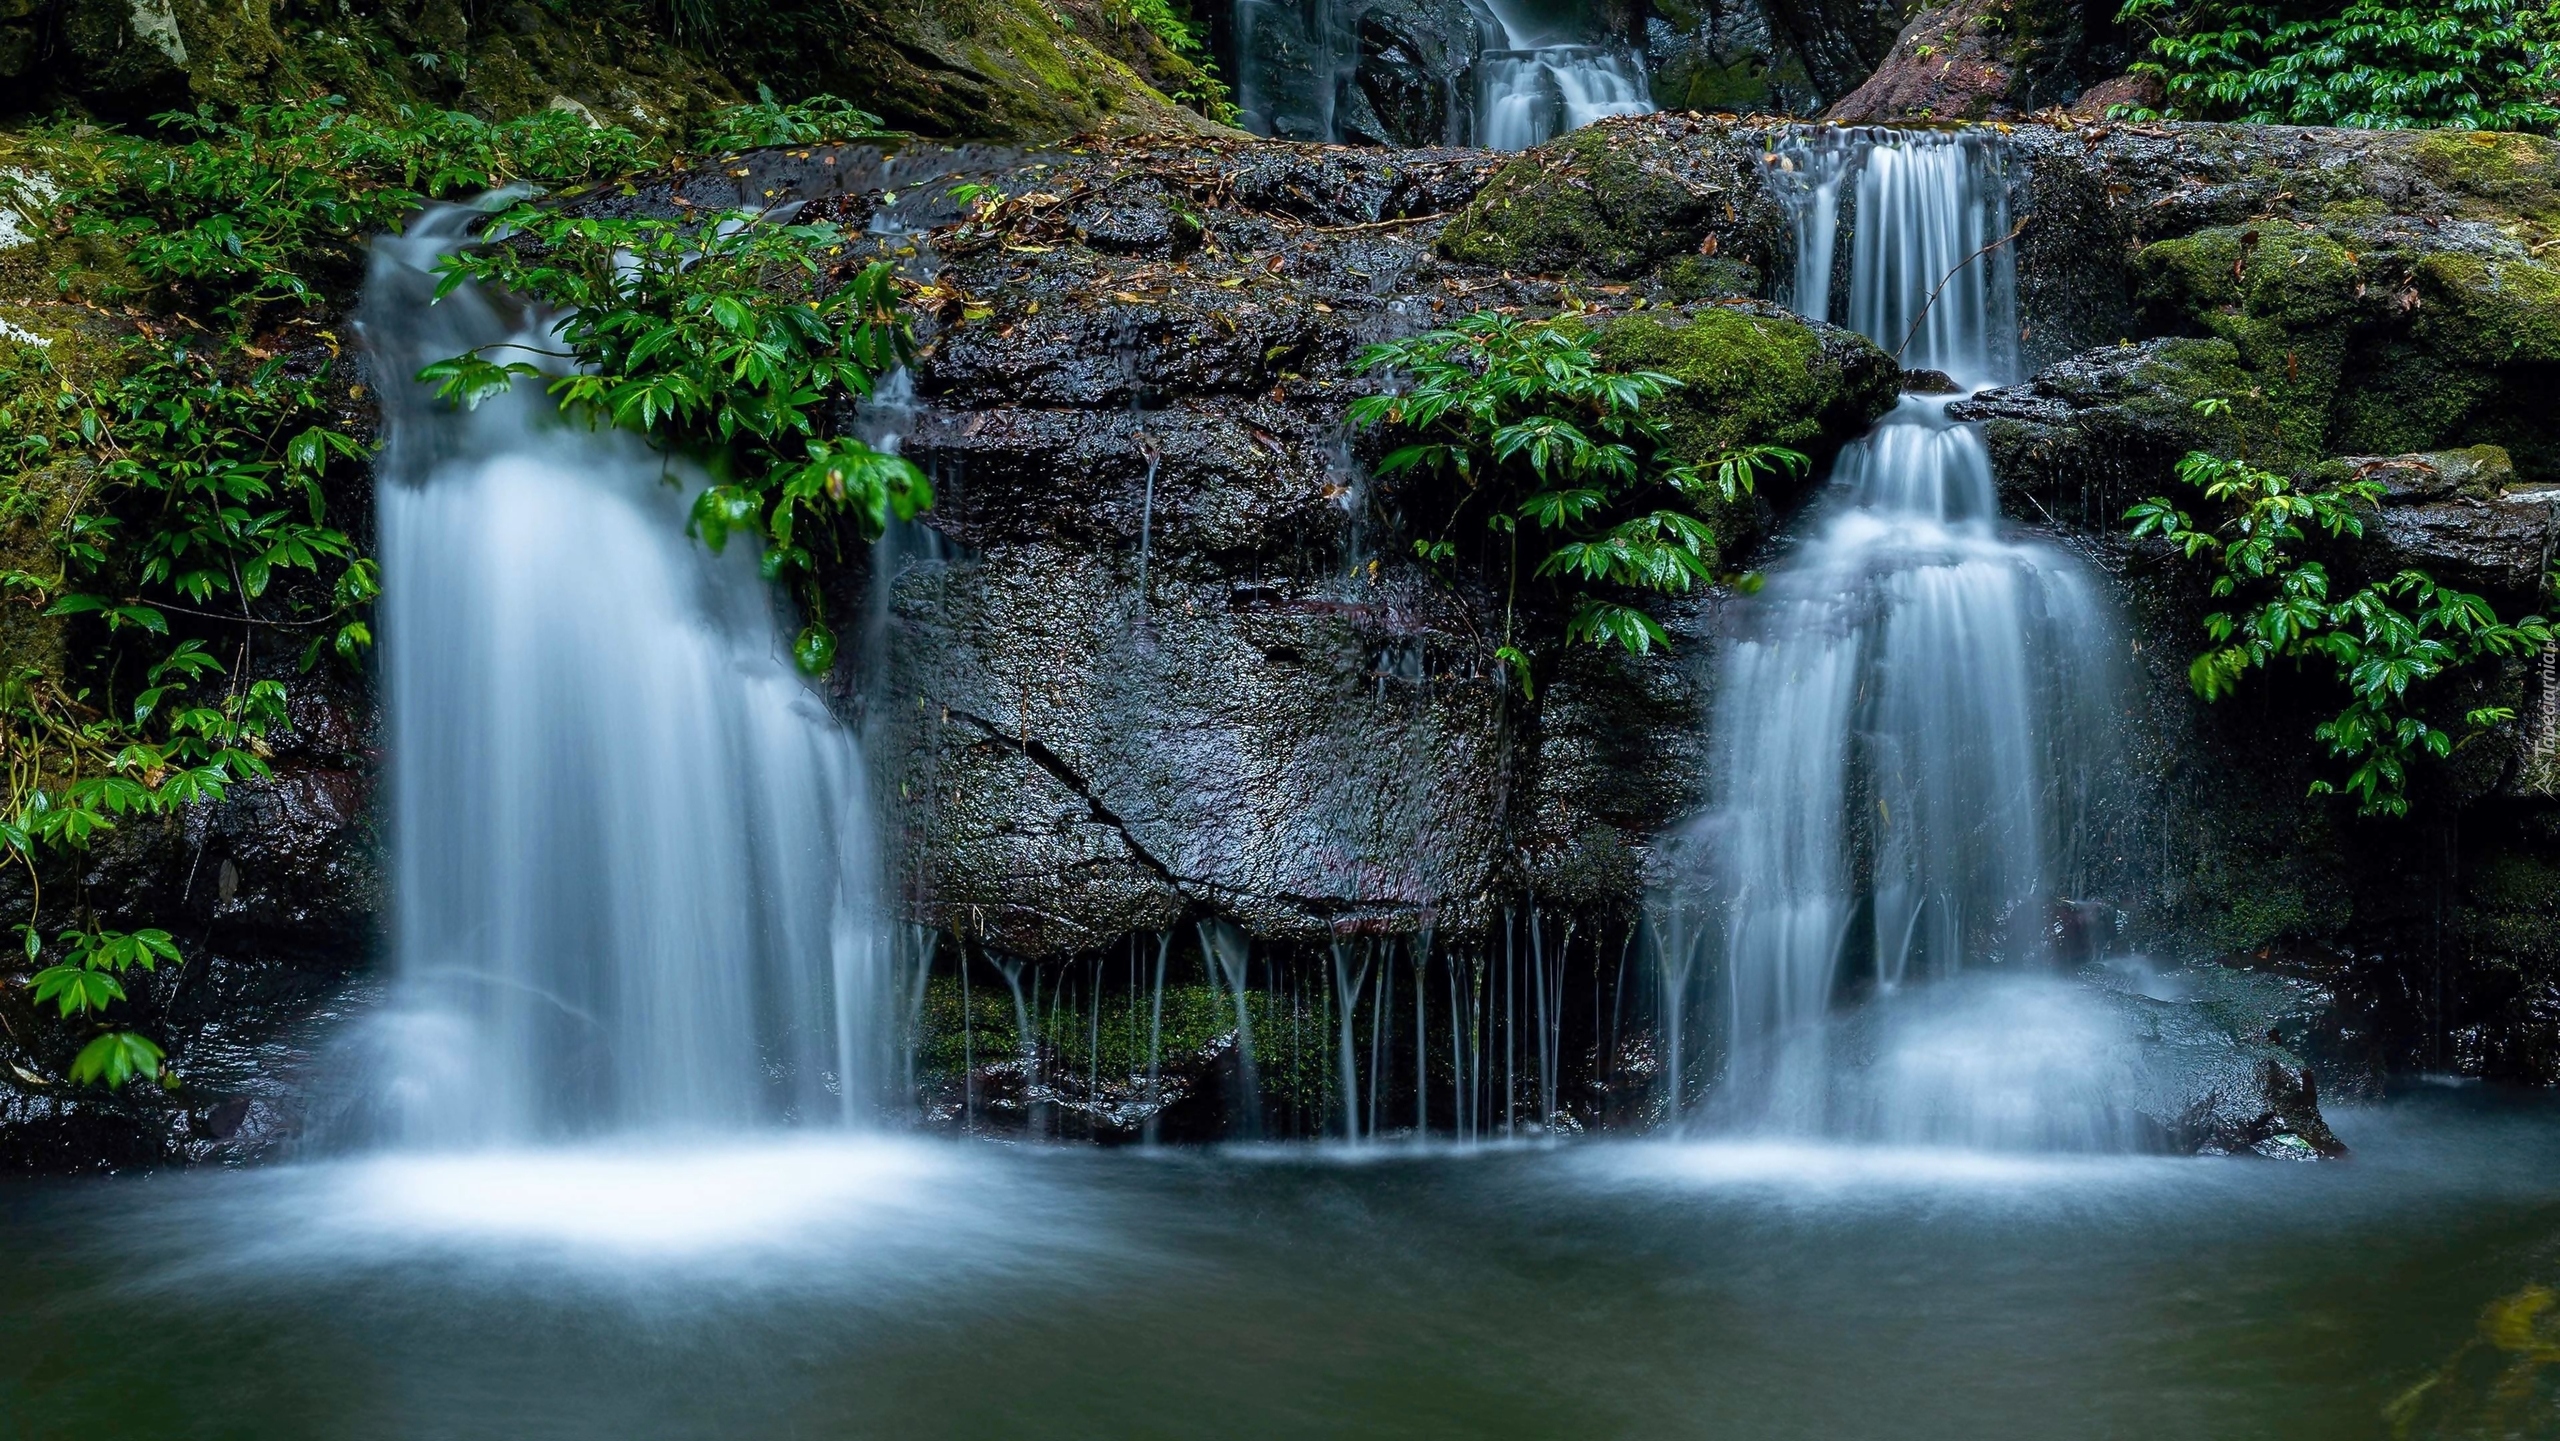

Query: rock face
left=0, top=0, right=1213, bottom=138
left=864, top=127, right=1898, bottom=960
left=1822, top=0, right=2138, bottom=122
left=1646, top=0, right=1821, bottom=115
left=1947, top=121, right=2560, bottom=1083
left=1231, top=0, right=1494, bottom=144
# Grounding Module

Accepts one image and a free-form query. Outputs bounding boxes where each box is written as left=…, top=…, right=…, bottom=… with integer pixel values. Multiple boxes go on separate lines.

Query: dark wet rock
left=863, top=133, right=1892, bottom=962
left=1751, top=0, right=1910, bottom=102
left=2094, top=963, right=2349, bottom=1157
left=1344, top=0, right=1491, bottom=147
left=1647, top=0, right=1820, bottom=114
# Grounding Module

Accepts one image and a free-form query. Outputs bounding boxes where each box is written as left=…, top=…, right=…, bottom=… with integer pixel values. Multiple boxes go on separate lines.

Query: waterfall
left=358, top=203, right=890, bottom=1146
left=1233, top=0, right=1650, bottom=147
left=1476, top=0, right=1653, bottom=150
left=1669, top=130, right=2132, bottom=1147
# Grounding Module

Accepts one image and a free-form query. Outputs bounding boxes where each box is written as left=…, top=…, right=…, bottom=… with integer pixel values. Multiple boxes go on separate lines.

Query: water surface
left=4, top=1091, right=2555, bottom=1439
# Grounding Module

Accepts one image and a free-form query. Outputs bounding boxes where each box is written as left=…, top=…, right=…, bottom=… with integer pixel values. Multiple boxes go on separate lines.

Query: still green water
left=3, top=1090, right=2556, bottom=1440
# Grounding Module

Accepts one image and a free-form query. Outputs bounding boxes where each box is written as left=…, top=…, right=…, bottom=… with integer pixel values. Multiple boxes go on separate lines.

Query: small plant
left=422, top=207, right=929, bottom=673
left=2128, top=430, right=2552, bottom=817
left=693, top=87, right=894, bottom=151
left=2115, top=0, right=2560, bottom=130
left=24, top=927, right=183, bottom=1089
left=1349, top=312, right=1803, bottom=695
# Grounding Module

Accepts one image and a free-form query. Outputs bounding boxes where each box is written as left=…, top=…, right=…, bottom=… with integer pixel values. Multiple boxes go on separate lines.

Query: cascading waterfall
left=1669, top=129, right=2135, bottom=1148
left=359, top=202, right=891, bottom=1146
left=1476, top=0, right=1653, bottom=150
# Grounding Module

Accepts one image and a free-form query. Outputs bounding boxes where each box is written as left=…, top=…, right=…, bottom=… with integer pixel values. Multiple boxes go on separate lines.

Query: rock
left=1437, top=113, right=1794, bottom=282
left=2065, top=72, right=2158, bottom=121
left=1751, top=0, right=1910, bottom=102
left=1818, top=0, right=2141, bottom=121
left=1589, top=302, right=1902, bottom=555
left=1822, top=0, right=2021, bottom=124
left=1646, top=0, right=1818, bottom=114
left=831, top=134, right=1896, bottom=960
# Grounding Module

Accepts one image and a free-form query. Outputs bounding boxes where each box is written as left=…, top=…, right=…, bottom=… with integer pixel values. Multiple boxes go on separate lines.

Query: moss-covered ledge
left=1586, top=304, right=1901, bottom=562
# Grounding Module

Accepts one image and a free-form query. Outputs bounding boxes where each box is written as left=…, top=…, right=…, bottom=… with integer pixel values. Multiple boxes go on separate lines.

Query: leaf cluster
left=24, top=927, right=181, bottom=1091
left=692, top=86, right=893, bottom=151
left=2129, top=441, right=2551, bottom=816
left=1348, top=313, right=1801, bottom=689
left=2115, top=0, right=2560, bottom=130
left=421, top=206, right=930, bottom=672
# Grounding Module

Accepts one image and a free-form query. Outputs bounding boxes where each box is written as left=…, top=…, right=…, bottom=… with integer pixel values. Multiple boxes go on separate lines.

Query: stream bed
left=5, top=1089, right=2558, bottom=1439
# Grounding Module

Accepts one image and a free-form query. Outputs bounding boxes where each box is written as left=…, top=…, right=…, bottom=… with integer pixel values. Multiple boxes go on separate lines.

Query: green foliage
left=692, top=86, right=894, bottom=151
left=1107, top=0, right=1236, bottom=118
left=35, top=98, right=656, bottom=322
left=2129, top=431, right=2551, bottom=816
left=1348, top=312, right=1802, bottom=693
left=2117, top=0, right=2560, bottom=130
left=422, top=207, right=930, bottom=674
left=1, top=96, right=675, bottom=1087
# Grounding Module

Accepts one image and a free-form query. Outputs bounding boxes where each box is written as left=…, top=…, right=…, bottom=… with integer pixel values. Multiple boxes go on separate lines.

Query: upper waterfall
left=357, top=204, right=892, bottom=1145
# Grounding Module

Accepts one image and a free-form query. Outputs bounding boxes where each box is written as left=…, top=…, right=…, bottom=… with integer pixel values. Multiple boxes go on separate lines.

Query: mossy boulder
left=2, top=0, right=1213, bottom=140
left=1588, top=303, right=1900, bottom=558
left=1437, top=114, right=1791, bottom=285
left=2130, top=219, right=2560, bottom=485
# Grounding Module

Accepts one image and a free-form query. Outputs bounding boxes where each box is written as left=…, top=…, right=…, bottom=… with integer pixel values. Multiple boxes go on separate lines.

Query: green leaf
left=68, top=1031, right=165, bottom=1090
left=793, top=623, right=838, bottom=676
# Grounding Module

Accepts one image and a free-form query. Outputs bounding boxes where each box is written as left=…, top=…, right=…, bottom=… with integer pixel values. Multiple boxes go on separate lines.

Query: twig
left=1893, top=214, right=2031, bottom=363
left=1302, top=212, right=1452, bottom=233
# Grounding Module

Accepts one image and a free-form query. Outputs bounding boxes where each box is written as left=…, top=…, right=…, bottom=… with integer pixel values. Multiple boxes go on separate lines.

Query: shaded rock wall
left=860, top=129, right=1896, bottom=960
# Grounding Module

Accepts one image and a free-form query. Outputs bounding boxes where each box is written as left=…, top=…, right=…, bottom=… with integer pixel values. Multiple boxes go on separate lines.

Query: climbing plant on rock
left=2128, top=424, right=2552, bottom=817
left=1349, top=311, right=1802, bottom=695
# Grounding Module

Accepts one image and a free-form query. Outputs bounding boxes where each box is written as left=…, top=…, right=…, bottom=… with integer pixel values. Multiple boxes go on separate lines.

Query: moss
left=2134, top=221, right=2370, bottom=464
left=2414, top=129, right=2560, bottom=243
left=1438, top=125, right=1722, bottom=280
left=1655, top=254, right=1763, bottom=303
left=6, top=0, right=1207, bottom=139
left=1588, top=306, right=1899, bottom=559
left=2412, top=251, right=2560, bottom=366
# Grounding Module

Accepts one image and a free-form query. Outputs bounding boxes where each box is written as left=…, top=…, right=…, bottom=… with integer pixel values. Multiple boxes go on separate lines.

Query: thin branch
left=1893, top=214, right=2032, bottom=364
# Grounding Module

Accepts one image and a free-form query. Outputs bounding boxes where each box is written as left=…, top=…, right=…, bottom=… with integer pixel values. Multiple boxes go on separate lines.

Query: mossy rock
left=1588, top=305, right=1900, bottom=556
left=2133, top=221, right=2371, bottom=464
left=1436, top=116, right=1785, bottom=282
left=2413, top=130, right=2560, bottom=245
left=3, top=0, right=1210, bottom=139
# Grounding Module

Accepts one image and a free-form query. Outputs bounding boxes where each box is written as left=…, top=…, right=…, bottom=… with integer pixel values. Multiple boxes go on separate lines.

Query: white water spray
left=360, top=203, right=891, bottom=1146
left=1475, top=0, right=1653, bottom=150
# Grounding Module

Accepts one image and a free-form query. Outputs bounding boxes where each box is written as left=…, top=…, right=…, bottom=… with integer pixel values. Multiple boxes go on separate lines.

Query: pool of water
left=5, top=1090, right=2557, bottom=1439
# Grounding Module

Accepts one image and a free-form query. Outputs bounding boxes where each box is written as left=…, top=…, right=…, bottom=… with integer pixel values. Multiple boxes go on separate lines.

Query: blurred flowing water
left=1658, top=129, right=2129, bottom=1143
left=5, top=1093, right=2560, bottom=1438
left=355, top=204, right=891, bottom=1145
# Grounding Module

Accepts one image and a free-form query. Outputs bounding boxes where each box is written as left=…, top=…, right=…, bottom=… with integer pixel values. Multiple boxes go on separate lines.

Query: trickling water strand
left=363, top=204, right=888, bottom=1145
left=1672, top=130, right=2131, bottom=1148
